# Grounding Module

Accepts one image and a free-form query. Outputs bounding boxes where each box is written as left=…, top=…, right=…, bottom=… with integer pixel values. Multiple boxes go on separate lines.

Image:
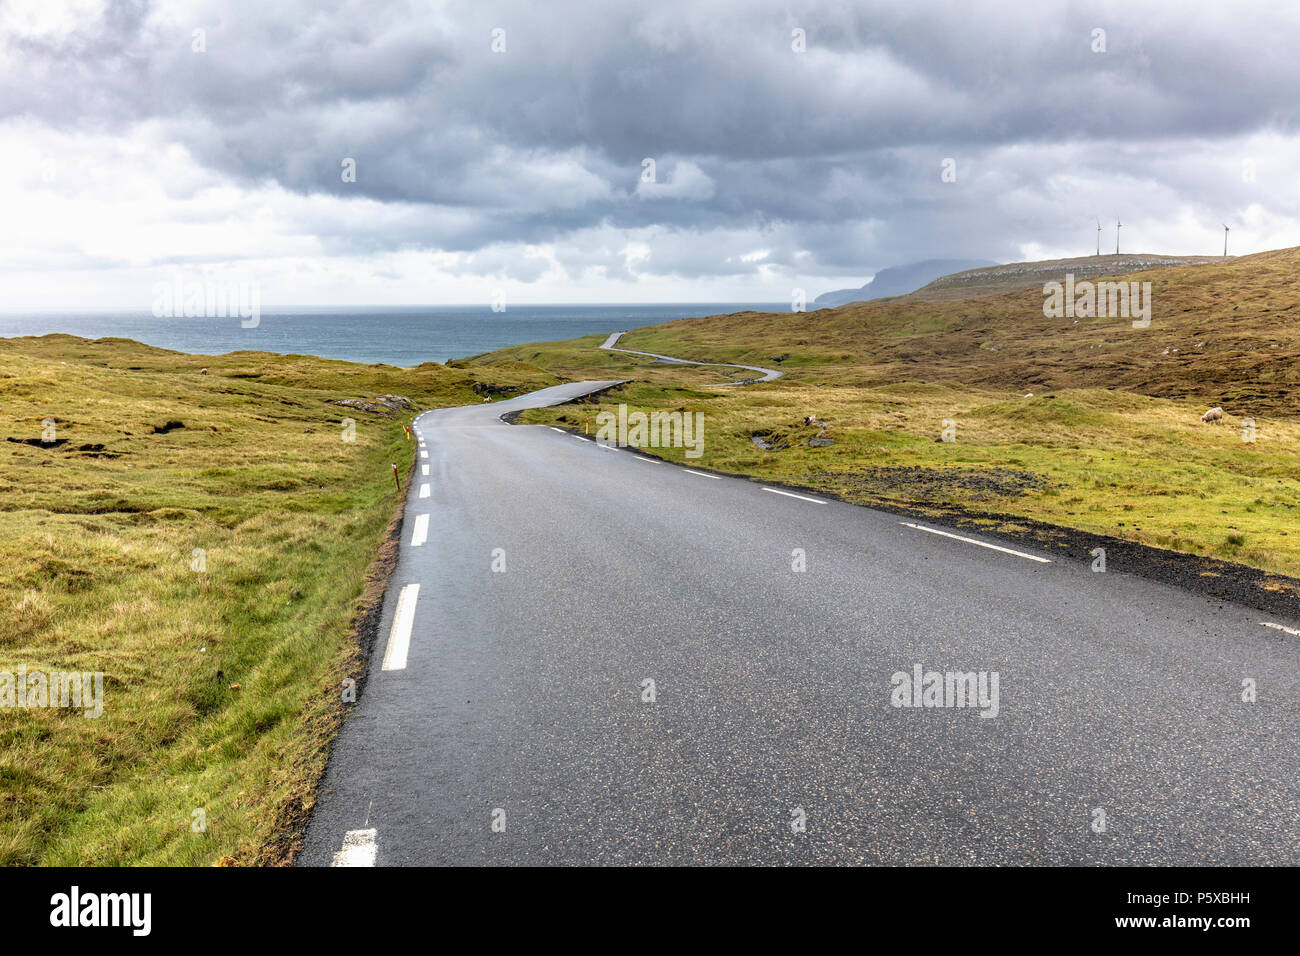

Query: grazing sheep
left=1201, top=406, right=1224, bottom=423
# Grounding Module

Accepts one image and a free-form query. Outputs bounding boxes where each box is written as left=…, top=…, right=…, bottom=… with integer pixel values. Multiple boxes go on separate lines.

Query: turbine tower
left=1096, top=218, right=1101, bottom=256
left=1223, top=224, right=1230, bottom=257
left=1116, top=219, right=1122, bottom=255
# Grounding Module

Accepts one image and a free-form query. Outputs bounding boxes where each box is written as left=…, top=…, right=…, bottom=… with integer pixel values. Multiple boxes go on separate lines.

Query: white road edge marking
left=381, top=583, right=420, bottom=671
left=1261, top=621, right=1300, bottom=636
left=763, top=487, right=826, bottom=504
left=419, top=483, right=430, bottom=498
left=331, top=828, right=377, bottom=867
left=900, top=522, right=1051, bottom=563
left=421, top=465, right=429, bottom=476
left=411, top=513, right=429, bottom=547
left=634, top=455, right=659, bottom=463
left=420, top=450, right=428, bottom=459
left=685, top=469, right=722, bottom=479
left=550, top=427, right=565, bottom=433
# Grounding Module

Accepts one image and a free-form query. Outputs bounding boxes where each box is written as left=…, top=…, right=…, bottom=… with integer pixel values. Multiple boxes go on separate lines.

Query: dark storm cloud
left=7, top=0, right=1300, bottom=281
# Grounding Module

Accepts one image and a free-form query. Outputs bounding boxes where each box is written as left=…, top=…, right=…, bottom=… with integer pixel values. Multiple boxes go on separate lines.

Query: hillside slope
left=487, top=246, right=1300, bottom=583
left=908, top=252, right=1225, bottom=301
left=611, top=246, right=1300, bottom=417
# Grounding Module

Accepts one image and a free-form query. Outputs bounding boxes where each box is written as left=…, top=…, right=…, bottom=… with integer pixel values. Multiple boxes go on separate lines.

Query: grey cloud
left=4, top=0, right=1299, bottom=285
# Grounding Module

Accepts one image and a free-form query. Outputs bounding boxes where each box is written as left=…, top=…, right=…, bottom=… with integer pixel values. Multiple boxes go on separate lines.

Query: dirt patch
left=152, top=421, right=185, bottom=434
left=7, top=437, right=68, bottom=448
left=813, top=465, right=1046, bottom=500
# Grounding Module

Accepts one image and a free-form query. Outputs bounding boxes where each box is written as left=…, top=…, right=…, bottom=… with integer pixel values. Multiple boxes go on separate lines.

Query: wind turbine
left=1096, top=218, right=1101, bottom=256
left=1116, top=219, right=1122, bottom=255
left=1223, top=224, right=1230, bottom=257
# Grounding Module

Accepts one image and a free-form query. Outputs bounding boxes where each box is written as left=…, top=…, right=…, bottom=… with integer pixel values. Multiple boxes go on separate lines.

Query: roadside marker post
left=585, top=414, right=589, bottom=435
left=392, top=462, right=400, bottom=491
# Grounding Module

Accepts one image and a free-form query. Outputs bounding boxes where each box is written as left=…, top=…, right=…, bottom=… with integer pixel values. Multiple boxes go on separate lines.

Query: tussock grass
left=0, top=334, right=555, bottom=864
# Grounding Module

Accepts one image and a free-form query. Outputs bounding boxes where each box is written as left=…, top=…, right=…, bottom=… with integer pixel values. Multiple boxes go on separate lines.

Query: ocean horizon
left=0, top=303, right=787, bottom=367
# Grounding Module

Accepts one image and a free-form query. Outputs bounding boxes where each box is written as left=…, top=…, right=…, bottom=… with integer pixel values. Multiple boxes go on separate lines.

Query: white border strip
left=411, top=513, right=429, bottom=547
left=763, top=487, right=826, bottom=504
left=1260, top=621, right=1300, bottom=636
left=419, top=483, right=430, bottom=498
left=685, top=469, right=721, bottom=479
left=331, top=828, right=377, bottom=867
left=381, top=584, right=420, bottom=671
left=900, top=522, right=1051, bottom=563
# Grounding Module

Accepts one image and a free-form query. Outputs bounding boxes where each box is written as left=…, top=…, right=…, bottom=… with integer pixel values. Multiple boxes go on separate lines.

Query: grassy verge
left=0, top=334, right=555, bottom=865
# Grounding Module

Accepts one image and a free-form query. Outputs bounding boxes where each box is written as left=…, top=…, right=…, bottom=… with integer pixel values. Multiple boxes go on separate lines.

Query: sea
left=0, top=304, right=785, bottom=367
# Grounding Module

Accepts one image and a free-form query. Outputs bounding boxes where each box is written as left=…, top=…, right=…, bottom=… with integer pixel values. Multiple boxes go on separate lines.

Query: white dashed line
left=419, top=483, right=430, bottom=498
left=634, top=456, right=660, bottom=463
left=597, top=443, right=615, bottom=451
left=550, top=427, right=565, bottom=433
left=900, top=522, right=1051, bottom=563
left=381, top=584, right=420, bottom=671
left=763, top=487, right=826, bottom=504
left=420, top=450, right=428, bottom=459
left=331, top=828, right=377, bottom=867
left=411, top=514, right=428, bottom=547
left=421, top=465, right=429, bottom=476
left=1260, top=621, right=1300, bottom=636
left=685, top=469, right=721, bottom=479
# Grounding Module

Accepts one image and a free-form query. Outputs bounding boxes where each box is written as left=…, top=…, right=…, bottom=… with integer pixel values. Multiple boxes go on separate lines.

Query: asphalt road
left=299, top=381, right=1300, bottom=866
left=600, top=331, right=784, bottom=383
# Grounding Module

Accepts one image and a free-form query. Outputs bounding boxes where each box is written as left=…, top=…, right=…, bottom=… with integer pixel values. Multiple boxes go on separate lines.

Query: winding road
left=600, top=331, right=784, bottom=383
left=298, top=373, right=1300, bottom=866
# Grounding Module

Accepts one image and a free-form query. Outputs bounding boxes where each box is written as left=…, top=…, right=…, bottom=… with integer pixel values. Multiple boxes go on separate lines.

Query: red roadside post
left=392, top=462, right=400, bottom=491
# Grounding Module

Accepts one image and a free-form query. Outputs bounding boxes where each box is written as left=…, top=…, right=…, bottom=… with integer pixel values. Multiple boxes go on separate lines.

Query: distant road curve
left=599, top=331, right=783, bottom=384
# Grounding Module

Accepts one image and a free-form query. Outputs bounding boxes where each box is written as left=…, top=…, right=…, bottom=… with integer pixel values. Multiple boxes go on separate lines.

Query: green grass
left=0, top=334, right=557, bottom=865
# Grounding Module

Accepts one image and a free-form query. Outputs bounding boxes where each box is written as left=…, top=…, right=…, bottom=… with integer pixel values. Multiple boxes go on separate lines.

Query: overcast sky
left=4, top=0, right=1299, bottom=306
